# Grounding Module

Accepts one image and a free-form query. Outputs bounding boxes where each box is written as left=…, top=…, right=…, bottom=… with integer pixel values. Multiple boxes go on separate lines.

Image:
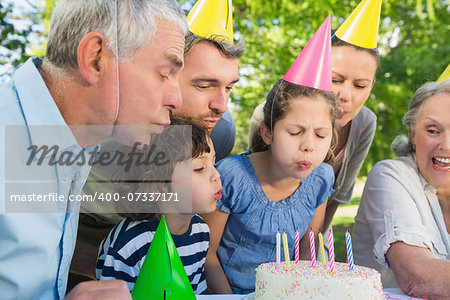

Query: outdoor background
left=1, top=0, right=449, bottom=261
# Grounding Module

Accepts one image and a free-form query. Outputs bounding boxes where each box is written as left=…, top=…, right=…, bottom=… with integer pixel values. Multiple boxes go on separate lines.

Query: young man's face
left=174, top=42, right=239, bottom=131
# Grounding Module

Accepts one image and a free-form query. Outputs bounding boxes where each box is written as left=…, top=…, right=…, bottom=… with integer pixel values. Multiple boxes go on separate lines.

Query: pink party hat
left=283, top=15, right=332, bottom=92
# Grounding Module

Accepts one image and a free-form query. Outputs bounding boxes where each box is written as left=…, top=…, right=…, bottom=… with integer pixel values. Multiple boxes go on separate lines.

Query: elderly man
left=73, top=0, right=245, bottom=287
left=0, top=0, right=188, bottom=299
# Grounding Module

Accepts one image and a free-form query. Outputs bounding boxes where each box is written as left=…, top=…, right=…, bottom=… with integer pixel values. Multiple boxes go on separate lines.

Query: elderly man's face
left=115, top=19, right=185, bottom=127
left=174, top=42, right=239, bottom=131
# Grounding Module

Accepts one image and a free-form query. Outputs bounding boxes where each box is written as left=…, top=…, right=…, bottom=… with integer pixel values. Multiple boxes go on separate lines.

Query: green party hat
left=132, top=215, right=196, bottom=300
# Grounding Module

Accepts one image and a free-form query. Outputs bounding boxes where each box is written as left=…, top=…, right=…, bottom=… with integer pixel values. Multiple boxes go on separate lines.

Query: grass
left=331, top=196, right=361, bottom=262
left=343, top=195, right=361, bottom=207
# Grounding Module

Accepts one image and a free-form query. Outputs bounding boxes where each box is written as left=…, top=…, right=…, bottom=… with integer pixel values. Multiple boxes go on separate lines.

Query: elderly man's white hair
left=45, top=0, right=188, bottom=71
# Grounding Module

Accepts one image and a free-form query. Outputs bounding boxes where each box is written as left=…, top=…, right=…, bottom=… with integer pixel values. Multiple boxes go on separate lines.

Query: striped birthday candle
left=328, top=230, right=335, bottom=273
left=318, top=231, right=326, bottom=263
left=309, top=229, right=317, bottom=267
left=276, top=230, right=281, bottom=266
left=294, top=230, right=299, bottom=264
left=345, top=229, right=355, bottom=270
left=282, top=232, right=290, bottom=270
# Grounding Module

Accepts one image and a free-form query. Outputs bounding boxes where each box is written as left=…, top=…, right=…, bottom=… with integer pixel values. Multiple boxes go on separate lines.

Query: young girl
left=203, top=79, right=339, bottom=294
left=249, top=0, right=381, bottom=234
left=96, top=117, right=223, bottom=294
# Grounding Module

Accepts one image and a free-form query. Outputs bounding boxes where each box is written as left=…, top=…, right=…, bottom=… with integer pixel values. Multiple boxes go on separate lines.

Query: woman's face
left=412, top=92, right=450, bottom=189
left=331, top=46, right=378, bottom=127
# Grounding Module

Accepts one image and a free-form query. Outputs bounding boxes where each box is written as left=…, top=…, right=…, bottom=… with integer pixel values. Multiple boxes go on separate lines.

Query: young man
left=175, top=31, right=245, bottom=161
left=0, top=0, right=188, bottom=299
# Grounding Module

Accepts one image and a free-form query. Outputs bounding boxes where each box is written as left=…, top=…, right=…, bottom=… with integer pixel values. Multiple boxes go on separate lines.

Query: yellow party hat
left=437, top=63, right=450, bottom=82
left=187, top=0, right=233, bottom=43
left=335, top=0, right=382, bottom=49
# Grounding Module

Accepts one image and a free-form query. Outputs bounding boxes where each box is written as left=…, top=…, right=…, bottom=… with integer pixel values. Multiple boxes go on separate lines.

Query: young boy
left=96, top=117, right=223, bottom=294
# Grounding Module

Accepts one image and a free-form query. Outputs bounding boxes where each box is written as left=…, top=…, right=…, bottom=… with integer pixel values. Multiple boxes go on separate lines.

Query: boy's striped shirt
left=96, top=215, right=209, bottom=294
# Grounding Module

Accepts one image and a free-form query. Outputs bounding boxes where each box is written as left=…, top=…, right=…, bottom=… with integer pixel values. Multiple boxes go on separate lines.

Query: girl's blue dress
left=216, top=153, right=334, bottom=294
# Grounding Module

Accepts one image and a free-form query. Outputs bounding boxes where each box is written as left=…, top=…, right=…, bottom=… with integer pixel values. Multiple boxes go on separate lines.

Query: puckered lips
left=297, top=160, right=312, bottom=170
left=215, top=187, right=223, bottom=200
left=432, top=156, right=450, bottom=171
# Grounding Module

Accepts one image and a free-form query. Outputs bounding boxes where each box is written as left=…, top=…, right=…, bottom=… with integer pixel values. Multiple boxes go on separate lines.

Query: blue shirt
left=0, top=58, right=94, bottom=299
left=211, top=110, right=236, bottom=161
left=216, top=153, right=334, bottom=294
left=96, top=215, right=210, bottom=294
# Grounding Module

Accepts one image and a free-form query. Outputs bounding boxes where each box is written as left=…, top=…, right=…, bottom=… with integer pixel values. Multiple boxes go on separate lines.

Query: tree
left=223, top=0, right=449, bottom=175
left=3, top=0, right=449, bottom=175
left=0, top=2, right=32, bottom=81
left=0, top=0, right=51, bottom=82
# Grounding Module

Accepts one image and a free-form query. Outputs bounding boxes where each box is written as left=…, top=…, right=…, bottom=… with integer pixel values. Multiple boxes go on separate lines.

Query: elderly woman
left=352, top=80, right=450, bottom=299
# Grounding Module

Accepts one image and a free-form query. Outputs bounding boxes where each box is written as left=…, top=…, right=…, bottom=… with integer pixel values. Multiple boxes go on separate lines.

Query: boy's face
left=172, top=136, right=222, bottom=213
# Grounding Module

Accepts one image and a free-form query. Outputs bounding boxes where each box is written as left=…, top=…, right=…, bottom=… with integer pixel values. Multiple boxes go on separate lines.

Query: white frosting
left=255, top=261, right=384, bottom=299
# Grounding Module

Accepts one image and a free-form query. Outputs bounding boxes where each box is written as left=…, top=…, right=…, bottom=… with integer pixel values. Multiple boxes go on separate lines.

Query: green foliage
left=229, top=0, right=340, bottom=154
left=32, top=0, right=57, bottom=58
left=332, top=218, right=354, bottom=263
left=0, top=0, right=58, bottom=81
left=0, top=2, right=32, bottom=78
left=224, top=0, right=449, bottom=176
left=362, top=0, right=450, bottom=174
left=3, top=0, right=449, bottom=175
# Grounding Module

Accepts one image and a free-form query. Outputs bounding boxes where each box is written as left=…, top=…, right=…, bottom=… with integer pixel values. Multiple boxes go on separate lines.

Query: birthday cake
left=255, top=261, right=383, bottom=299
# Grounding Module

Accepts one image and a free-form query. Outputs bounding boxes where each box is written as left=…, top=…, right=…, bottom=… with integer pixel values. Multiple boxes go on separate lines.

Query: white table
left=196, top=288, right=423, bottom=299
